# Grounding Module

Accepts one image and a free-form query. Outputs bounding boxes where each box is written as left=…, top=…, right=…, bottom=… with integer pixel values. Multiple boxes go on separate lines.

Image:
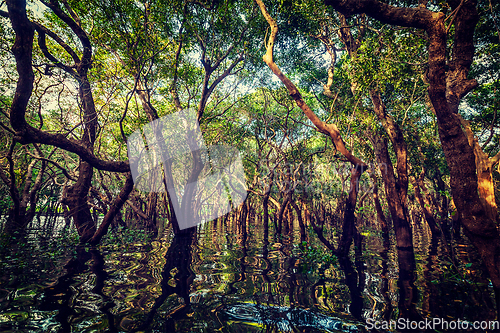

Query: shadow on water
left=131, top=228, right=196, bottom=332
left=1, top=213, right=499, bottom=332
left=37, top=246, right=116, bottom=333
left=218, top=219, right=363, bottom=332
left=38, top=247, right=91, bottom=332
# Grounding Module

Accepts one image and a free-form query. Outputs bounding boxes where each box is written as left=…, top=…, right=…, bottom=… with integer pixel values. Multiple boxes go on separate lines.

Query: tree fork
left=4, top=0, right=129, bottom=173
left=256, top=0, right=367, bottom=256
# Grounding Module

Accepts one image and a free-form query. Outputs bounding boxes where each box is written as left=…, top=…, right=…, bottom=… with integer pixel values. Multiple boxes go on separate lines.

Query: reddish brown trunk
left=339, top=167, right=362, bottom=256
left=460, top=115, right=499, bottom=223
left=426, top=12, right=500, bottom=290
left=477, top=168, right=498, bottom=222
left=62, top=162, right=95, bottom=243
left=411, top=174, right=441, bottom=235
left=323, top=0, right=500, bottom=314
left=256, top=0, right=367, bottom=255
left=324, top=0, right=500, bottom=294
left=372, top=136, right=416, bottom=276
left=370, top=171, right=389, bottom=236
left=368, top=91, right=416, bottom=277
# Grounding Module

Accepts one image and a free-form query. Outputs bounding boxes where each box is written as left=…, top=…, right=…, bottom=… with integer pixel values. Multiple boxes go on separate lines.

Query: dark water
left=0, top=217, right=497, bottom=332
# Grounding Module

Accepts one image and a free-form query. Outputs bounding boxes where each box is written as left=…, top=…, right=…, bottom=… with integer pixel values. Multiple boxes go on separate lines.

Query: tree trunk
left=427, top=12, right=500, bottom=292
left=339, top=167, right=362, bottom=256
left=2, top=144, right=46, bottom=238
left=372, top=135, right=417, bottom=279
left=323, top=0, right=500, bottom=300
left=146, top=192, right=158, bottom=235
left=292, top=201, right=307, bottom=243
left=90, top=173, right=134, bottom=245
left=411, top=173, right=441, bottom=236
left=433, top=170, right=449, bottom=221
left=370, top=171, right=389, bottom=237
left=459, top=115, right=499, bottom=223
left=62, top=162, right=95, bottom=243
left=256, top=0, right=367, bottom=256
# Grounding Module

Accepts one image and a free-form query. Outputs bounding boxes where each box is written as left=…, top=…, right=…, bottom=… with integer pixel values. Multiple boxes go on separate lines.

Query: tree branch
left=33, top=21, right=80, bottom=61
left=323, top=0, right=434, bottom=29
left=24, top=148, right=76, bottom=181
left=255, top=0, right=367, bottom=169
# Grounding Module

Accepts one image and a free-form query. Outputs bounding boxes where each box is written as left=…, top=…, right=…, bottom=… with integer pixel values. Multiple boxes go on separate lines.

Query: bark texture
left=325, top=0, right=500, bottom=293
left=256, top=0, right=367, bottom=255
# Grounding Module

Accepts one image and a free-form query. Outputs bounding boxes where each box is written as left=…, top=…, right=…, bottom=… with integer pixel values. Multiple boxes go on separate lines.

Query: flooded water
left=0, top=216, right=497, bottom=332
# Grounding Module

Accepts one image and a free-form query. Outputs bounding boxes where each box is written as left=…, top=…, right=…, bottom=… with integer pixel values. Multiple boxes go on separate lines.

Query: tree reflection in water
left=132, top=227, right=196, bottom=332
left=2, top=213, right=498, bottom=332
left=39, top=247, right=92, bottom=333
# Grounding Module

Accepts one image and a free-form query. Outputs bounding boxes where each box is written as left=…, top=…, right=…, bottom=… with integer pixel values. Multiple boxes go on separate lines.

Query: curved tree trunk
left=372, top=135, right=417, bottom=280
left=2, top=143, right=46, bottom=238
left=256, top=0, right=367, bottom=256
left=325, top=0, right=500, bottom=314
left=90, top=173, right=134, bottom=245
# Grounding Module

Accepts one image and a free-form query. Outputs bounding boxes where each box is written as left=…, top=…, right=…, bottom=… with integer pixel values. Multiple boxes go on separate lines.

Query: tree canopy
left=1, top=0, right=499, bottom=325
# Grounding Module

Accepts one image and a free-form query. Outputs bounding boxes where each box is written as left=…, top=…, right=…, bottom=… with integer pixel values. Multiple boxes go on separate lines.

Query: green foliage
left=299, top=241, right=338, bottom=270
